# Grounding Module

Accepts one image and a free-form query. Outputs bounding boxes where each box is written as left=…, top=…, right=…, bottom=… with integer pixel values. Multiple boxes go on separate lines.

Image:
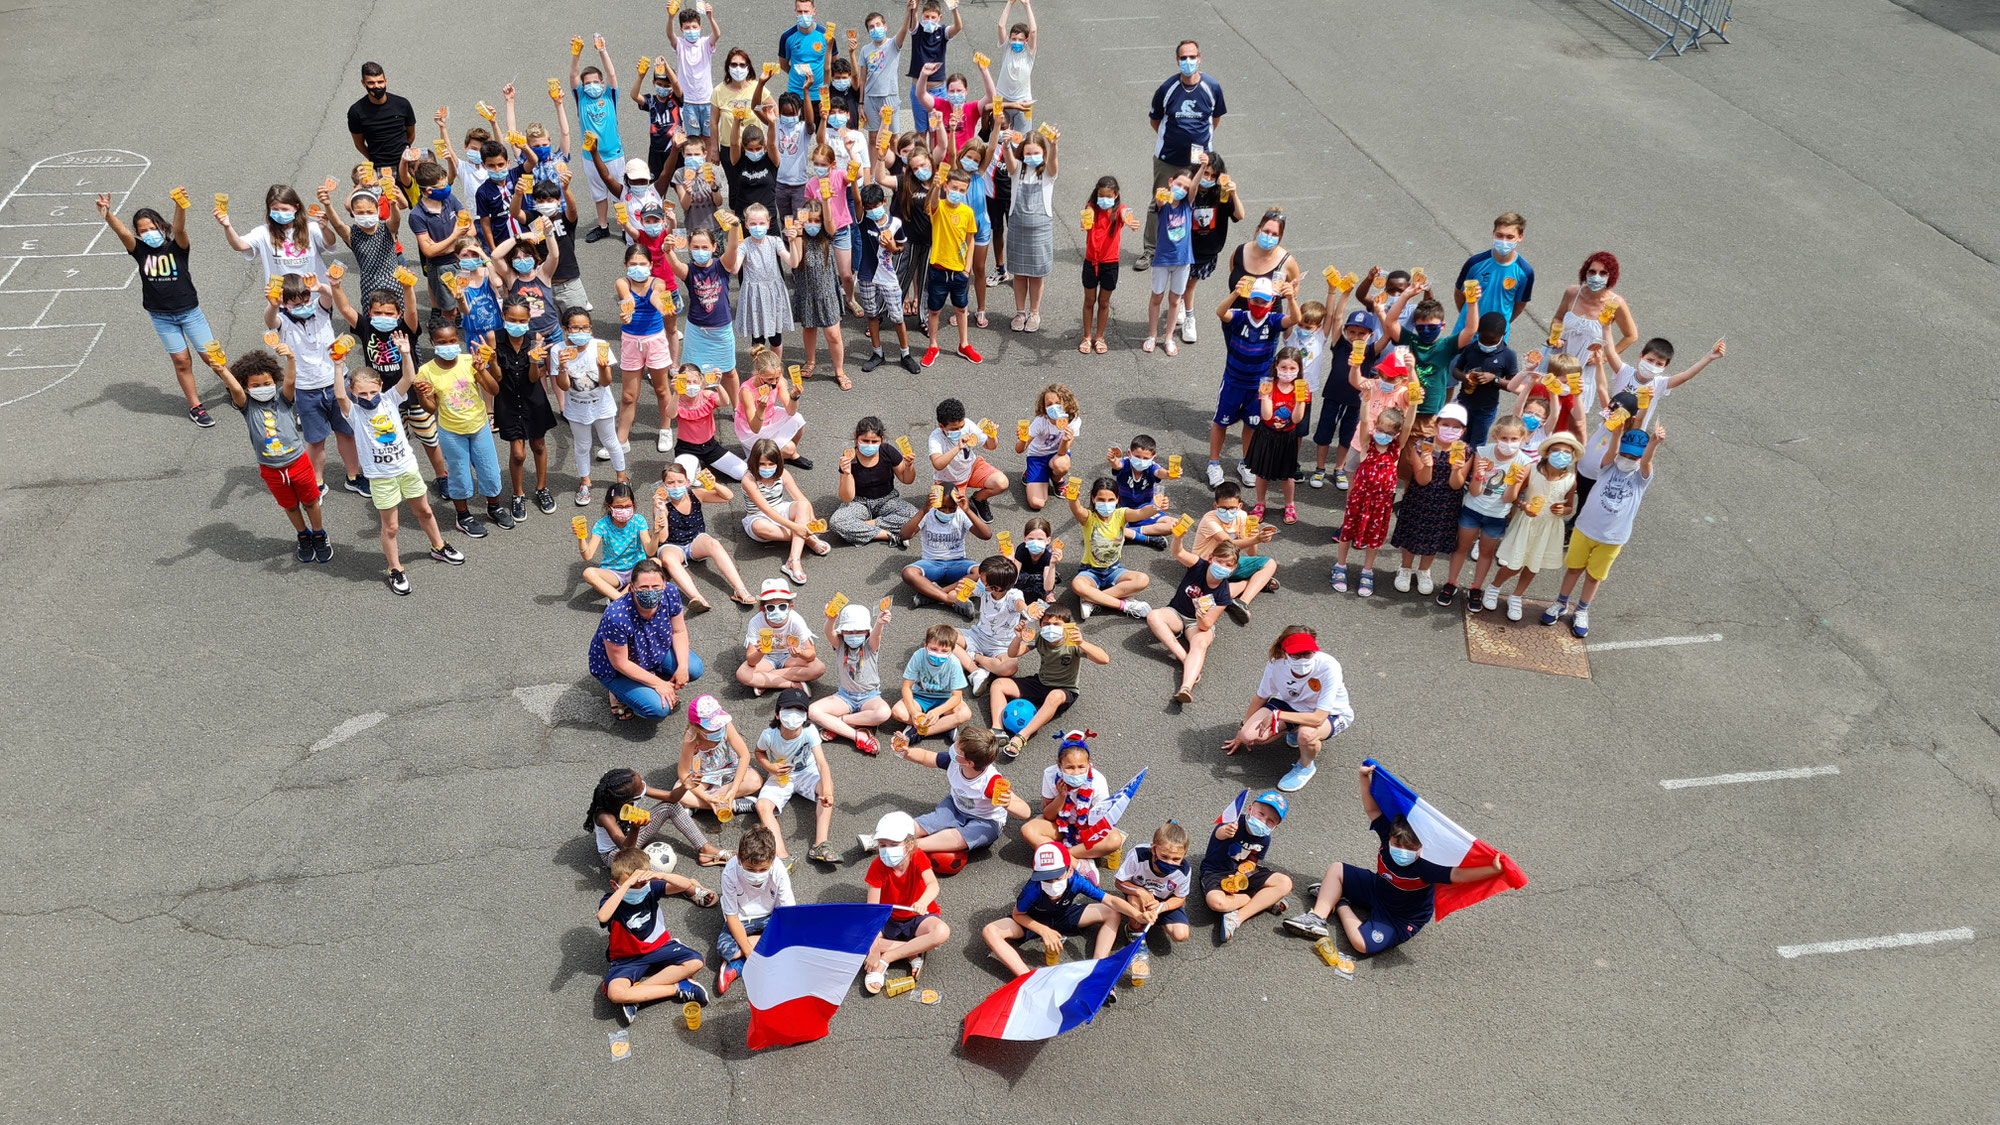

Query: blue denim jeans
left=437, top=427, right=503, bottom=500
left=597, top=652, right=706, bottom=719
left=147, top=306, right=215, bottom=356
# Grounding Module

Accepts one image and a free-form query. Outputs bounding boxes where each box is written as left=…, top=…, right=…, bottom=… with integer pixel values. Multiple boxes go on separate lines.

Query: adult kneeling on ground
left=590, top=559, right=703, bottom=719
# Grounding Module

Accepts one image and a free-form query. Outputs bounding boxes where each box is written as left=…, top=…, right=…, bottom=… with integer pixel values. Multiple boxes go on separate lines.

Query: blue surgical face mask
left=1546, top=450, right=1574, bottom=470
left=748, top=224, right=768, bottom=239
left=803, top=222, right=822, bottom=236
left=1476, top=340, right=1502, bottom=353
left=746, top=148, right=767, bottom=161
left=641, top=222, right=663, bottom=237
left=1414, top=324, right=1443, bottom=343
left=1584, top=274, right=1608, bottom=292
left=914, top=166, right=933, bottom=182
left=1128, top=456, right=1154, bottom=471
left=1093, top=501, right=1116, bottom=518
left=369, top=315, right=398, bottom=332
left=779, top=115, right=799, bottom=129
left=865, top=206, right=887, bottom=222
left=921, top=18, right=940, bottom=33
left=1011, top=40, right=1027, bottom=53
left=690, top=248, right=713, bottom=265
left=926, top=651, right=949, bottom=666
left=1040, top=623, right=1065, bottom=643
left=512, top=257, right=534, bottom=272
left=1024, top=154, right=1043, bottom=169
left=457, top=257, right=481, bottom=273
left=686, top=153, right=705, bottom=170
left=961, top=157, right=979, bottom=172
left=138, top=230, right=166, bottom=248
left=870, top=25, right=887, bottom=42
left=1045, top=403, right=1066, bottom=421
left=626, top=264, right=651, bottom=281
left=758, top=464, right=778, bottom=479
left=503, top=320, right=529, bottom=337
left=1096, top=196, right=1116, bottom=210
left=829, top=111, right=849, bottom=129
left=1255, top=232, right=1280, bottom=251
left=1387, top=844, right=1419, bottom=866
left=1522, top=414, right=1543, bottom=432
left=622, top=886, right=650, bottom=904
left=1024, top=538, right=1047, bottom=556
left=814, top=164, right=834, bottom=179
left=856, top=441, right=880, bottom=457
left=582, top=82, right=606, bottom=99
left=1372, top=430, right=1393, bottom=446
left=487, top=169, right=507, bottom=182
left=632, top=586, right=666, bottom=609
left=1493, top=238, right=1518, bottom=255
left=433, top=344, right=461, bottom=362
left=832, top=81, right=851, bottom=94
left=1243, top=815, right=1271, bottom=838
left=1214, top=506, right=1238, bottom=522
left=1207, top=564, right=1232, bottom=581
left=1061, top=771, right=1091, bottom=788
left=567, top=331, right=593, bottom=346
left=946, top=189, right=966, bottom=206
left=666, top=484, right=689, bottom=500
left=797, top=12, right=814, bottom=29
left=683, top=27, right=700, bottom=42
left=1169, top=185, right=1186, bottom=201
left=1178, top=57, right=1199, bottom=76
left=287, top=303, right=315, bottom=321
left=268, top=209, right=295, bottom=225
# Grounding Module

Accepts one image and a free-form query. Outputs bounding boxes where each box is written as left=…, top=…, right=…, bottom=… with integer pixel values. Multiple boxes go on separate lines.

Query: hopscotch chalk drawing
left=0, top=149, right=150, bottom=408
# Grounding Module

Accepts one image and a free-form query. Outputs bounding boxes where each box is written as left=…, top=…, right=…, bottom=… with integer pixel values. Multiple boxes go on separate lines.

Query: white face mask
left=247, top=384, right=279, bottom=402
left=1039, top=624, right=1065, bottom=643
left=1639, top=359, right=1665, bottom=376
left=765, top=606, right=788, bottom=624
left=1494, top=441, right=1521, bottom=459
left=351, top=213, right=380, bottom=231
left=534, top=200, right=561, bottom=216
left=778, top=709, right=807, bottom=729
left=1286, top=656, right=1314, bottom=676
left=1039, top=877, right=1069, bottom=897
left=878, top=845, right=906, bottom=868
left=1615, top=456, right=1642, bottom=473
left=743, top=870, right=770, bottom=887
left=729, top=64, right=749, bottom=81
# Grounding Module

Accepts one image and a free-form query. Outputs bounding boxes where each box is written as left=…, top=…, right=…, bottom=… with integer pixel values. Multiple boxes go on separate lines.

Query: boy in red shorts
left=207, top=345, right=332, bottom=563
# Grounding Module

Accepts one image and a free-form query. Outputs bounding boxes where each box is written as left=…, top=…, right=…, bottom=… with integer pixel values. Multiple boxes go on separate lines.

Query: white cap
left=1249, top=278, right=1276, bottom=300
left=1030, top=841, right=1072, bottom=878
left=624, top=157, right=651, bottom=181
left=872, top=810, right=917, bottom=844
left=759, top=577, right=795, bottom=602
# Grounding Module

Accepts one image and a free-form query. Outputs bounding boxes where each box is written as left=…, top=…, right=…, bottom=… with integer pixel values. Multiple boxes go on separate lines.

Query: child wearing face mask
left=1017, top=383, right=1080, bottom=510
left=715, top=824, right=796, bottom=996
left=471, top=139, right=524, bottom=251
left=1069, top=477, right=1158, bottom=621
left=986, top=840, right=1144, bottom=976
left=1078, top=176, right=1138, bottom=354
left=1544, top=422, right=1665, bottom=638
left=1382, top=290, right=1474, bottom=421
left=416, top=321, right=512, bottom=536
left=217, top=183, right=333, bottom=283
left=653, top=455, right=754, bottom=611
left=623, top=201, right=683, bottom=322
left=861, top=811, right=952, bottom=994
left=208, top=347, right=331, bottom=563
left=1331, top=405, right=1417, bottom=598
left=1574, top=336, right=1724, bottom=518
left=885, top=726, right=1030, bottom=856
left=741, top=434, right=825, bottom=581
left=1341, top=344, right=1414, bottom=479
left=734, top=204, right=797, bottom=350
left=1221, top=627, right=1353, bottom=793
left=753, top=687, right=840, bottom=866
left=892, top=623, right=974, bottom=739
left=854, top=184, right=921, bottom=372
left=1244, top=346, right=1310, bottom=524
left=513, top=178, right=587, bottom=317
left=899, top=481, right=991, bottom=614
left=332, top=270, right=453, bottom=490
left=812, top=601, right=893, bottom=755
left=1438, top=414, right=1529, bottom=611
left=670, top=144, right=721, bottom=239
left=735, top=348, right=809, bottom=469
left=1107, top=435, right=1176, bottom=548
left=553, top=306, right=624, bottom=506
left=671, top=229, right=743, bottom=403
left=615, top=242, right=677, bottom=453
left=954, top=554, right=1032, bottom=697
left=597, top=845, right=715, bottom=1027
left=1148, top=539, right=1240, bottom=704
left=785, top=197, right=849, bottom=388
left=1390, top=406, right=1470, bottom=595
left=1011, top=516, right=1060, bottom=604
left=761, top=92, right=813, bottom=223
left=1144, top=169, right=1198, bottom=356
left=265, top=272, right=360, bottom=497
left=724, top=122, right=780, bottom=222
left=1308, top=308, right=1381, bottom=492
left=1203, top=789, right=1294, bottom=943
left=678, top=693, right=765, bottom=824
left=738, top=576, right=829, bottom=693
left=1003, top=127, right=1058, bottom=332
left=634, top=60, right=686, bottom=181
left=446, top=238, right=501, bottom=347
left=991, top=603, right=1104, bottom=757
left=1115, top=821, right=1192, bottom=983
left=1283, top=762, right=1508, bottom=956
left=1021, top=733, right=1126, bottom=868
left=1188, top=482, right=1279, bottom=617
left=1492, top=431, right=1581, bottom=621
left=489, top=228, right=564, bottom=353
left=325, top=185, right=405, bottom=302
left=1215, top=277, right=1300, bottom=489
left=586, top=766, right=729, bottom=869
left=579, top=483, right=656, bottom=599
left=1446, top=309, right=1519, bottom=452
left=332, top=338, right=463, bottom=595
left=950, top=138, right=1001, bottom=328
left=492, top=296, right=557, bottom=516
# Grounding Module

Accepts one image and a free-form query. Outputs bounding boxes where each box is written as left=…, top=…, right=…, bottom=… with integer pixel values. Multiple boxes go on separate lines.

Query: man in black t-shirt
left=347, top=62, right=417, bottom=170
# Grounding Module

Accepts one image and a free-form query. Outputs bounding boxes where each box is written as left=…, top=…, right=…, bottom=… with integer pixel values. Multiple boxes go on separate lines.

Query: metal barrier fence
left=1600, top=0, right=1733, bottom=59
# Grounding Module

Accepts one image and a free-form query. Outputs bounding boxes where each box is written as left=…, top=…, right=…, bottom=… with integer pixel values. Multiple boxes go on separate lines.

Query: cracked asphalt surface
left=2, top=1, right=1995, bottom=1122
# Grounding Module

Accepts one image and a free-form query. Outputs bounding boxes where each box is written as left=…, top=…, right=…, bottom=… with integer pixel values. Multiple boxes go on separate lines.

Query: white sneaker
left=595, top=446, right=612, bottom=462
left=1181, top=315, right=1197, bottom=344
left=1205, top=460, right=1224, bottom=487
left=1236, top=461, right=1256, bottom=486
left=968, top=667, right=990, bottom=695
left=1122, top=598, right=1152, bottom=619
left=656, top=431, right=672, bottom=452
left=1506, top=594, right=1524, bottom=621
left=1481, top=586, right=1500, bottom=611
left=1470, top=542, right=1480, bottom=561
left=621, top=441, right=633, bottom=455
left=1415, top=570, right=1435, bottom=595
left=1393, top=568, right=1413, bottom=593
left=1080, top=601, right=1096, bottom=621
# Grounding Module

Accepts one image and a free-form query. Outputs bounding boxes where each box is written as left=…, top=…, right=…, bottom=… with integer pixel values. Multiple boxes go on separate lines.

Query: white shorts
left=584, top=155, right=618, bottom=205
left=743, top=499, right=796, bottom=538
left=757, top=767, right=820, bottom=812
left=1150, top=263, right=1192, bottom=295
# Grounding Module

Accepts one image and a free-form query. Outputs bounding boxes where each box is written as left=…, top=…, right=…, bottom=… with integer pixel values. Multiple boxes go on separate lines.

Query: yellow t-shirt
left=715, top=83, right=777, bottom=150
left=415, top=357, right=488, bottom=434
left=930, top=197, right=976, bottom=273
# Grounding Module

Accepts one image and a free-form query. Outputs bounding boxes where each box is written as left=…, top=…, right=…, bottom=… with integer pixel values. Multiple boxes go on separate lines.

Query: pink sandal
left=1249, top=502, right=1266, bottom=519
left=1283, top=503, right=1298, bottom=524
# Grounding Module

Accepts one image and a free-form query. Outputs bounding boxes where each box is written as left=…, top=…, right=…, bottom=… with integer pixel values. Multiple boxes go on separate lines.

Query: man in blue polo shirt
left=778, top=0, right=830, bottom=99
left=1140, top=40, right=1225, bottom=270
left=1451, top=210, right=1533, bottom=342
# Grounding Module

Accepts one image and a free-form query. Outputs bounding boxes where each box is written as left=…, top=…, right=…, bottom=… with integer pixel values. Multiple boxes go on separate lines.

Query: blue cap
left=1618, top=429, right=1651, bottom=459
left=1252, top=790, right=1288, bottom=822
left=1344, top=309, right=1379, bottom=332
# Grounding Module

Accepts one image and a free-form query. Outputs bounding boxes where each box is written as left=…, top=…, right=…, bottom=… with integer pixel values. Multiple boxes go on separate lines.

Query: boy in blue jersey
left=1202, top=789, right=1294, bottom=942
left=1206, top=277, right=1298, bottom=488
left=1451, top=211, right=1532, bottom=342
left=597, top=846, right=717, bottom=1025
left=982, top=841, right=1143, bottom=976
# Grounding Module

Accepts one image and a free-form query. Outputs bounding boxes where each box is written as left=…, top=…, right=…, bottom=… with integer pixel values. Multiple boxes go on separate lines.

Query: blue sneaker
left=717, top=958, right=743, bottom=995
left=1540, top=602, right=1567, bottom=626
left=1284, top=727, right=1299, bottom=748
left=678, top=978, right=711, bottom=1006
left=1278, top=762, right=1317, bottom=792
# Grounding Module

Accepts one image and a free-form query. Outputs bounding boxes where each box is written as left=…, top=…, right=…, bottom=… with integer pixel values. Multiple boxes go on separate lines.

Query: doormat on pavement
left=1463, top=602, right=1591, bottom=679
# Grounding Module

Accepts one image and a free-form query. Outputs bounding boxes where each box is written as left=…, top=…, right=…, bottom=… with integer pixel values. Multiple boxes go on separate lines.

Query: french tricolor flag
left=1365, top=759, right=1528, bottom=921
left=744, top=903, right=892, bottom=1051
left=961, top=940, right=1141, bottom=1043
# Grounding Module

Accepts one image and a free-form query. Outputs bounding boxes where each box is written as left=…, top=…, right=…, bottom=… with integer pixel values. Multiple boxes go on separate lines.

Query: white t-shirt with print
left=346, top=386, right=420, bottom=478
left=560, top=336, right=616, bottom=423
left=744, top=608, right=815, bottom=654
left=719, top=854, right=797, bottom=921
left=968, top=586, right=1029, bottom=657
left=1253, top=653, right=1354, bottom=722
left=927, top=425, right=981, bottom=486
left=1580, top=364, right=1671, bottom=480
left=1024, top=414, right=1079, bottom=458
left=240, top=223, right=332, bottom=281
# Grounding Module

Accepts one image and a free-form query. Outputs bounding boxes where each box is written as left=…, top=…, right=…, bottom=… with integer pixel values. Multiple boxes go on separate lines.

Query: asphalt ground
left=1, top=1, right=1994, bottom=1122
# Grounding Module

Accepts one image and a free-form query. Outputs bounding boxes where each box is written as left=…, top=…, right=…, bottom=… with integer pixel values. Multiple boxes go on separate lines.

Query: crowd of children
left=113, top=5, right=1724, bottom=1030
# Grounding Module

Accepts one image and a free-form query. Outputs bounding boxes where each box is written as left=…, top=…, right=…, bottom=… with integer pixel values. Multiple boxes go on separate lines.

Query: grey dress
left=790, top=239, right=842, bottom=329
left=735, top=233, right=795, bottom=340
left=1006, top=171, right=1054, bottom=278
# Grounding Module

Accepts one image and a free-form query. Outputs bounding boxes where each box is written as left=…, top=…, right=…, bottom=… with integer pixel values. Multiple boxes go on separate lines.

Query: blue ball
left=1002, top=699, right=1038, bottom=735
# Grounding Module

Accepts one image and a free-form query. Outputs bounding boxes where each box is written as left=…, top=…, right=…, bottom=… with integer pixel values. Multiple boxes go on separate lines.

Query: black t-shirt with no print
left=848, top=444, right=905, bottom=501
left=348, top=93, right=418, bottom=168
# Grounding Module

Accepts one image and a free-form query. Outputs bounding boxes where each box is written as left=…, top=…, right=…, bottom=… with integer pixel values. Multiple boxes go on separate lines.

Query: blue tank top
left=626, top=278, right=664, bottom=336
left=684, top=260, right=732, bottom=329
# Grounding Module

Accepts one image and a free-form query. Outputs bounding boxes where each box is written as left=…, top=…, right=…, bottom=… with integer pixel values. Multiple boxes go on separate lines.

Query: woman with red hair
left=1549, top=251, right=1637, bottom=360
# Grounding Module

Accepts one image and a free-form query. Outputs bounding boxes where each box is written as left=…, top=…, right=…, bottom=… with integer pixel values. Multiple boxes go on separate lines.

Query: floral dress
left=790, top=239, right=841, bottom=329
left=1390, top=445, right=1461, bottom=557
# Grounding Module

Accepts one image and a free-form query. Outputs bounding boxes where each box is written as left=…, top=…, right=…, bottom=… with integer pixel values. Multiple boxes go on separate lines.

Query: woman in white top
left=1546, top=250, right=1638, bottom=366
left=216, top=184, right=333, bottom=282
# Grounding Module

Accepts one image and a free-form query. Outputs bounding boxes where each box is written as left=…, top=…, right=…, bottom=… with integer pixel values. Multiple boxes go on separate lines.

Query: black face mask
left=367, top=86, right=389, bottom=102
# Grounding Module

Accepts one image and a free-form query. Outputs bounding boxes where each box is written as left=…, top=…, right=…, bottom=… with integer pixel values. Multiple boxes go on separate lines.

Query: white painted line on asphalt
left=1777, top=928, right=1973, bottom=960
left=309, top=712, right=387, bottom=753
left=1588, top=632, right=1724, bottom=652
left=1660, top=765, right=1839, bottom=790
